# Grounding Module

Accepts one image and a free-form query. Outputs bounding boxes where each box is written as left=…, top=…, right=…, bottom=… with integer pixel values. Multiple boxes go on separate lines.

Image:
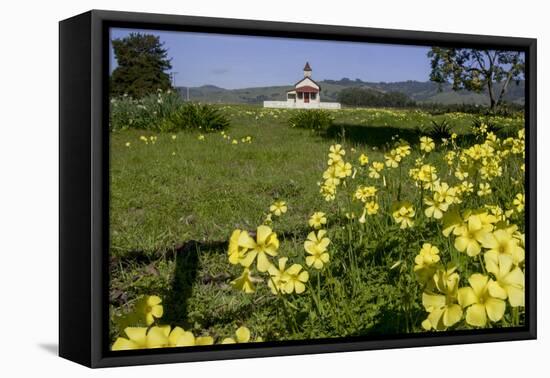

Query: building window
left=311, top=93, right=316, bottom=100
left=297, top=92, right=303, bottom=99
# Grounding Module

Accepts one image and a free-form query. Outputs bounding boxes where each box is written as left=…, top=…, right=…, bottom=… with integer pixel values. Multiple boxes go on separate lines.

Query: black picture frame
left=59, top=9, right=537, bottom=368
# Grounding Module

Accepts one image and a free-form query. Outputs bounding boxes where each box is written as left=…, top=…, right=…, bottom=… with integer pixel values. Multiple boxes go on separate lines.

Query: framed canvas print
left=59, top=10, right=537, bottom=368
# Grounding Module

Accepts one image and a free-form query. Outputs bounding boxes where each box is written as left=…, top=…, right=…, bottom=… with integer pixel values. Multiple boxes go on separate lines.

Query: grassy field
left=109, top=104, right=526, bottom=346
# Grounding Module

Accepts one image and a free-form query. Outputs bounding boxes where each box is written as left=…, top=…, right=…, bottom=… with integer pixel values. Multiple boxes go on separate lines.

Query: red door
left=304, top=92, right=310, bottom=103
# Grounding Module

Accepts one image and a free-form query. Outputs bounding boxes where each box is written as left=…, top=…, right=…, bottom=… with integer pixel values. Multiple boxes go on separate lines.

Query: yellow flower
left=139, top=135, right=149, bottom=144
left=365, top=201, right=379, bottom=215
left=484, top=253, right=524, bottom=307
left=480, top=229, right=525, bottom=265
left=513, top=193, right=525, bottom=212
left=283, top=263, right=309, bottom=294
left=368, top=161, right=385, bottom=179
left=304, top=230, right=331, bottom=269
left=228, top=229, right=247, bottom=265
left=334, top=161, right=352, bottom=178
left=424, top=195, right=448, bottom=219
left=230, top=268, right=256, bottom=293
left=420, top=136, right=435, bottom=153
left=392, top=201, right=415, bottom=229
left=328, top=144, right=345, bottom=164
left=359, top=153, right=369, bottom=166
left=477, top=182, right=492, bottom=197
left=384, top=149, right=401, bottom=168
left=323, top=166, right=341, bottom=187
left=354, top=185, right=377, bottom=202
left=237, top=225, right=279, bottom=272
left=421, top=267, right=462, bottom=330
left=125, top=142, right=131, bottom=147
left=453, top=214, right=493, bottom=257
left=414, top=243, right=440, bottom=270
left=308, top=211, right=327, bottom=229
left=144, top=295, right=163, bottom=325
left=171, top=135, right=177, bottom=140
left=414, top=243, right=441, bottom=284
left=222, top=326, right=251, bottom=344
left=267, top=257, right=290, bottom=294
left=232, top=139, right=238, bottom=144
left=269, top=200, right=287, bottom=216
left=458, top=274, right=506, bottom=327
left=198, top=134, right=205, bottom=141
left=168, top=327, right=214, bottom=347
left=417, top=164, right=438, bottom=189
left=112, top=326, right=171, bottom=351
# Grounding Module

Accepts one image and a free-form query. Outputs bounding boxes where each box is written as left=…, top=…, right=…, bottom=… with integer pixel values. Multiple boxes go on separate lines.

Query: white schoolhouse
left=263, top=62, right=341, bottom=109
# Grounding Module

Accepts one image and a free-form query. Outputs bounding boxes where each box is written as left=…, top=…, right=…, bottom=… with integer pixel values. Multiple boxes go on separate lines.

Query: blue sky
left=110, top=28, right=433, bottom=89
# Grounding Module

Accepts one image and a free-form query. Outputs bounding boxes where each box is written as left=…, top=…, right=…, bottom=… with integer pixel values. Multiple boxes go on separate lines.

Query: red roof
left=295, top=85, right=319, bottom=93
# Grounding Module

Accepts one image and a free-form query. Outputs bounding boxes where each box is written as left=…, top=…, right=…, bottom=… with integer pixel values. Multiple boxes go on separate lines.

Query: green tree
left=110, top=33, right=173, bottom=98
left=428, top=48, right=524, bottom=111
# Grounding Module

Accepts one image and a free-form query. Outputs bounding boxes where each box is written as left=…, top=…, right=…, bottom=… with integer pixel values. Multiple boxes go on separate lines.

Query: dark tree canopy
left=338, top=87, right=415, bottom=108
left=428, top=48, right=524, bottom=111
left=110, top=33, right=173, bottom=98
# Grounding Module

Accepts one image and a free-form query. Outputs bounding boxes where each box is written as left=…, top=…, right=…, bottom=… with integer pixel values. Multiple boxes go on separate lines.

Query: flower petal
left=465, top=304, right=487, bottom=327
left=256, top=225, right=273, bottom=244
left=443, top=304, right=462, bottom=327
left=485, top=298, right=506, bottom=322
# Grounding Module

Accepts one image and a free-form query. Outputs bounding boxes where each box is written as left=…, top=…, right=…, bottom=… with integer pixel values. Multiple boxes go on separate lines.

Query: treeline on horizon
left=336, top=87, right=524, bottom=116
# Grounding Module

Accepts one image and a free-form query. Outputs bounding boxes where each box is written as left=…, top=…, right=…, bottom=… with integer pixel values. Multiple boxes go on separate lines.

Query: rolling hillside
left=176, top=79, right=524, bottom=106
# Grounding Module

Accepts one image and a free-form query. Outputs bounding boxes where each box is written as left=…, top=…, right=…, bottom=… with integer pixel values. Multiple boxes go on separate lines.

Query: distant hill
left=176, top=79, right=524, bottom=106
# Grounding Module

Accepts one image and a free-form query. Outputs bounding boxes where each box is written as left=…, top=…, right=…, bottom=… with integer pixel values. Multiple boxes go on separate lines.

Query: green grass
left=109, top=104, right=525, bottom=343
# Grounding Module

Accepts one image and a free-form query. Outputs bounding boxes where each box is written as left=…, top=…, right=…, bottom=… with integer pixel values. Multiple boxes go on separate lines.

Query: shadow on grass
left=325, top=124, right=420, bottom=147
left=162, top=241, right=205, bottom=327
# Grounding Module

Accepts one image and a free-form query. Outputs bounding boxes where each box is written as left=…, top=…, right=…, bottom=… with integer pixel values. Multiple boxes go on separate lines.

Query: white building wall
left=264, top=101, right=341, bottom=109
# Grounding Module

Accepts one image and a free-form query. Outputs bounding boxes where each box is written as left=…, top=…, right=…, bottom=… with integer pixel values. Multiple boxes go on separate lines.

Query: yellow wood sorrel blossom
left=168, top=327, right=214, bottom=347
left=228, top=229, right=247, bottom=265
left=269, top=200, right=287, bottom=216
left=365, top=201, right=379, bottom=215
left=368, top=161, right=384, bottom=179
left=414, top=243, right=441, bottom=283
left=222, top=326, right=251, bottom=344
left=283, top=263, right=309, bottom=294
left=421, top=267, right=462, bottom=331
left=392, top=202, right=415, bottom=229
left=230, top=268, right=256, bottom=293
left=513, top=193, right=525, bottom=212
left=323, top=166, right=341, bottom=187
left=144, top=295, right=164, bottom=325
left=112, top=326, right=171, bottom=351
left=267, top=257, right=291, bottom=294
left=484, top=253, right=525, bottom=307
left=417, top=164, right=438, bottom=189
left=358, top=153, right=369, bottom=166
left=420, top=136, right=435, bottom=153
left=477, top=182, right=492, bottom=197
left=453, top=214, right=493, bottom=257
left=354, top=185, right=377, bottom=202
left=334, top=161, right=353, bottom=178
left=458, top=273, right=506, bottom=327
left=384, top=149, right=401, bottom=168
left=328, top=144, right=345, bottom=164
left=238, top=225, right=279, bottom=272
left=480, top=229, right=525, bottom=265
left=308, top=211, right=327, bottom=229
left=304, top=230, right=331, bottom=269
left=424, top=182, right=457, bottom=219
